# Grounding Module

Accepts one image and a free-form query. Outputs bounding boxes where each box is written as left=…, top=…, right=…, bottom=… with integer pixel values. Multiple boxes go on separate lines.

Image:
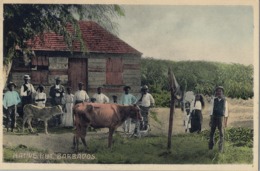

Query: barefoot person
left=3, top=82, right=21, bottom=132
left=209, top=86, right=229, bottom=152
left=120, top=86, right=137, bottom=133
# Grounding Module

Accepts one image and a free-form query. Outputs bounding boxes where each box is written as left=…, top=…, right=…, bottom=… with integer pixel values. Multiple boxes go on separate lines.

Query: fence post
left=167, top=67, right=179, bottom=150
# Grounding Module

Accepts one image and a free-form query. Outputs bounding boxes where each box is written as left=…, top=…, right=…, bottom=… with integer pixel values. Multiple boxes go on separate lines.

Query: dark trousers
left=51, top=97, right=63, bottom=126
left=140, top=106, right=149, bottom=130
left=5, top=105, right=16, bottom=132
left=209, top=116, right=224, bottom=152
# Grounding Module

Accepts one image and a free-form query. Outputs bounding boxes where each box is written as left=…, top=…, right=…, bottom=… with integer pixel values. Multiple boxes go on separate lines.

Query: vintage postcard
left=0, top=0, right=259, bottom=170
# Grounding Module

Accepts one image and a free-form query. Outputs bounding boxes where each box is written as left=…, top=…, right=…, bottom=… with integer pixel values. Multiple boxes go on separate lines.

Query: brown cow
left=73, top=102, right=142, bottom=151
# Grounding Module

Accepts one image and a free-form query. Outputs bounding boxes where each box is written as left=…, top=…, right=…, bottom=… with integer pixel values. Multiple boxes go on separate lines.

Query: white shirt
left=74, top=90, right=89, bottom=102
left=35, top=92, right=46, bottom=107
left=20, top=83, right=36, bottom=96
left=209, top=98, right=229, bottom=117
left=136, top=93, right=155, bottom=107
left=191, top=101, right=202, bottom=111
left=92, top=93, right=109, bottom=103
left=55, top=85, right=61, bottom=97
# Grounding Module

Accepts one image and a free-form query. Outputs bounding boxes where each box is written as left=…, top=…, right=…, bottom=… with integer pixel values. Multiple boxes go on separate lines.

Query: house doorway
left=68, top=58, right=88, bottom=92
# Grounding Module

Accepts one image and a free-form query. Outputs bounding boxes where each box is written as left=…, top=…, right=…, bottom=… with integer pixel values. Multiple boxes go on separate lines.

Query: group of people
left=3, top=74, right=227, bottom=152
left=3, top=74, right=155, bottom=135
left=183, top=86, right=228, bottom=152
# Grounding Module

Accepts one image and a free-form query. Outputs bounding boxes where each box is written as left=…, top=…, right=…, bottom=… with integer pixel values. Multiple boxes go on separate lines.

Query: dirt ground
left=3, top=98, right=254, bottom=153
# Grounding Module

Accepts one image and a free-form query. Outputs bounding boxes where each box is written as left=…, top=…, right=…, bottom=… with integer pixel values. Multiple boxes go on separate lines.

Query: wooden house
left=10, top=21, right=142, bottom=100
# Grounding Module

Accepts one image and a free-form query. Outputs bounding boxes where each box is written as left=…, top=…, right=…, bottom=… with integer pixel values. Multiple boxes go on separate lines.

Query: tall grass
left=4, top=130, right=253, bottom=164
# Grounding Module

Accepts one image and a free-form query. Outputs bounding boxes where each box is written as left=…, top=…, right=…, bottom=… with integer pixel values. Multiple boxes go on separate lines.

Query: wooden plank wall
left=48, top=57, right=68, bottom=85
left=88, top=57, right=106, bottom=93
left=123, top=57, right=141, bottom=95
left=88, top=54, right=141, bottom=100
left=10, top=54, right=141, bottom=102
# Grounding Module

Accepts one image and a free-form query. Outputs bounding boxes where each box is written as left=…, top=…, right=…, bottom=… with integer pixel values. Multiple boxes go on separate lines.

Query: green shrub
left=200, top=127, right=253, bottom=148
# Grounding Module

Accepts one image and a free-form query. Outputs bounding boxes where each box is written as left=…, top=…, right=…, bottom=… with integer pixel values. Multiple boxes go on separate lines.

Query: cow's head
left=129, top=104, right=143, bottom=121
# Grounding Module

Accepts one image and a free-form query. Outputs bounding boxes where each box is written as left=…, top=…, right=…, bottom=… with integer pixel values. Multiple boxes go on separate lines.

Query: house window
left=31, top=56, right=49, bottom=70
left=106, top=58, right=123, bottom=85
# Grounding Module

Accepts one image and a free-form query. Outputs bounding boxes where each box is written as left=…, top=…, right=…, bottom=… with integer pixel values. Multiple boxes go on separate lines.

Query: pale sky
left=116, top=5, right=254, bottom=65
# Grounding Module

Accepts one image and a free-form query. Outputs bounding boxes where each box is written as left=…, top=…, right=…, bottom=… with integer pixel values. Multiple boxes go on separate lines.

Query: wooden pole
left=167, top=87, right=175, bottom=149
left=167, top=67, right=179, bottom=150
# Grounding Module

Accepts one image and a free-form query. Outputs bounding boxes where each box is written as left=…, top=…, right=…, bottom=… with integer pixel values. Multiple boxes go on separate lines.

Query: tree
left=3, top=4, right=124, bottom=85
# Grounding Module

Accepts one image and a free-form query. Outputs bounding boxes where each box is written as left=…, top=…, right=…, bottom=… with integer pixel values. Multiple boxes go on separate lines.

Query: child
left=35, top=84, right=46, bottom=107
left=112, top=95, right=118, bottom=104
left=62, top=87, right=74, bottom=127
left=190, top=94, right=205, bottom=133
left=184, top=101, right=191, bottom=133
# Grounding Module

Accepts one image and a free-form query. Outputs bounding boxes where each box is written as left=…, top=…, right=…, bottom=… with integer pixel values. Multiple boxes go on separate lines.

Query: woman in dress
left=62, top=87, right=74, bottom=127
left=190, top=94, right=205, bottom=133
left=35, top=85, right=46, bottom=107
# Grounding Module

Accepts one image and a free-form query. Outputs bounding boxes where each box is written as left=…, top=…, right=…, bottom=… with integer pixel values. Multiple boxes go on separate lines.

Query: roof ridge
left=26, top=20, right=142, bottom=55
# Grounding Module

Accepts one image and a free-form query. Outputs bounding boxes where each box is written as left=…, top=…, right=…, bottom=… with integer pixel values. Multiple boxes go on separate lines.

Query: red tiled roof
left=26, top=21, right=142, bottom=55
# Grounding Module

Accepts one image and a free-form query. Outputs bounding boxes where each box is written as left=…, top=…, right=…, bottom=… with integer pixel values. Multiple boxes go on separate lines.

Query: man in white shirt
left=74, top=82, right=89, bottom=105
left=92, top=87, right=109, bottom=104
left=136, top=85, right=155, bottom=131
left=209, top=86, right=229, bottom=152
left=20, top=75, right=36, bottom=117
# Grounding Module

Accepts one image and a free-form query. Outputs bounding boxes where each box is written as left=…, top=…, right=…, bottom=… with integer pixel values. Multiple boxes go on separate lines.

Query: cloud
left=117, top=5, right=254, bottom=65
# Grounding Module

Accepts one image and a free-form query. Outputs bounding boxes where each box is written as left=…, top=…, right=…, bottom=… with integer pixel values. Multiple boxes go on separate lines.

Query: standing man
left=92, top=87, right=109, bottom=104
left=49, top=77, right=65, bottom=106
left=20, top=75, right=35, bottom=117
left=74, top=82, right=89, bottom=105
left=136, top=85, right=155, bottom=131
left=49, top=77, right=65, bottom=126
left=209, top=86, right=229, bottom=152
left=3, top=82, right=21, bottom=132
left=120, top=86, right=137, bottom=133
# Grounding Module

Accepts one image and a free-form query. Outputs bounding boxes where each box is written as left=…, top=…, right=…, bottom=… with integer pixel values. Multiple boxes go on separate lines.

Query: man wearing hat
left=3, top=82, right=21, bottom=132
left=208, top=86, right=229, bottom=152
left=74, top=82, right=89, bottom=105
left=92, top=87, right=109, bottom=104
left=49, top=77, right=65, bottom=106
left=49, top=77, right=65, bottom=126
left=20, top=75, right=36, bottom=117
left=120, top=86, right=137, bottom=133
left=135, top=85, right=155, bottom=131
left=35, top=84, right=46, bottom=107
